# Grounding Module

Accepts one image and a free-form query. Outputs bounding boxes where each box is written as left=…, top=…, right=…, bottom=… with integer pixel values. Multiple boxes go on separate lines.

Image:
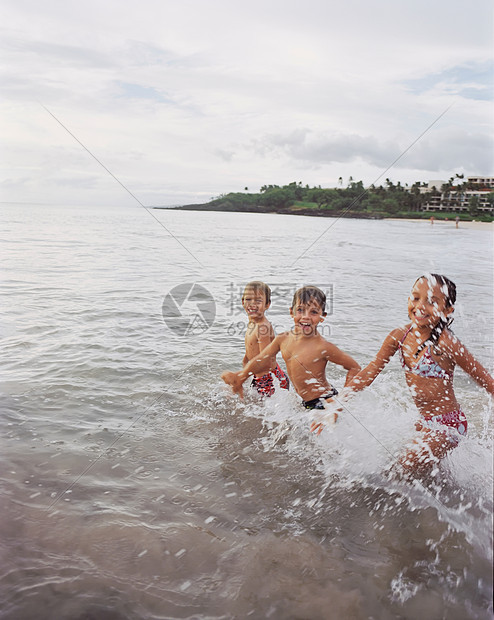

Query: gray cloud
left=250, top=131, right=400, bottom=168
left=213, top=149, right=235, bottom=162
left=1, top=0, right=492, bottom=206
left=403, top=61, right=494, bottom=102
left=0, top=34, right=114, bottom=68
left=399, top=130, right=493, bottom=173
left=247, top=127, right=493, bottom=176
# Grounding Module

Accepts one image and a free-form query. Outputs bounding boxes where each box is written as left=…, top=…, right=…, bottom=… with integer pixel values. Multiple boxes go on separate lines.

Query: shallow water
left=1, top=204, right=493, bottom=619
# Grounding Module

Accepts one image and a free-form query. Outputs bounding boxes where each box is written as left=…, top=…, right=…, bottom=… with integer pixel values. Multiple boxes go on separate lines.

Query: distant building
left=466, top=177, right=494, bottom=189
left=420, top=176, right=494, bottom=213
left=417, top=180, right=446, bottom=193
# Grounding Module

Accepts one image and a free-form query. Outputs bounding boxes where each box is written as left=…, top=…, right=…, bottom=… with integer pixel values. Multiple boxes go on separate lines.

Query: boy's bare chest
left=244, top=323, right=269, bottom=356
left=244, top=328, right=260, bottom=353
left=281, top=338, right=326, bottom=366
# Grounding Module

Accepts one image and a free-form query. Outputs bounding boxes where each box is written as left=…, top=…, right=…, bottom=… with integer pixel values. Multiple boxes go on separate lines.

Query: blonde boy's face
left=290, top=297, right=325, bottom=336
left=242, top=288, right=270, bottom=321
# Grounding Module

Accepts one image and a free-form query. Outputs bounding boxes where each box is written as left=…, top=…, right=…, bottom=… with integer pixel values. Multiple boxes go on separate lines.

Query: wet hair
left=413, top=273, right=456, bottom=357
left=242, top=281, right=271, bottom=305
left=291, top=286, right=326, bottom=314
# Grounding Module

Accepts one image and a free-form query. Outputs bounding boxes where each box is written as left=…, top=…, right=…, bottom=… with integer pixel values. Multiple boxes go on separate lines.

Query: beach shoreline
left=159, top=206, right=494, bottom=228
left=386, top=218, right=493, bottom=231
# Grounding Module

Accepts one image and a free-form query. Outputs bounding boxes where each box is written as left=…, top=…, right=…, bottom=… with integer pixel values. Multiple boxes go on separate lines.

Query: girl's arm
left=446, top=334, right=494, bottom=395
left=347, top=328, right=404, bottom=392
left=222, top=335, right=284, bottom=398
left=311, top=328, right=403, bottom=435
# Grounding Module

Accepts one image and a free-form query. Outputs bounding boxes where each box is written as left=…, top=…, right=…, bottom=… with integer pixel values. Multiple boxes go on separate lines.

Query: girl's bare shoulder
left=387, top=324, right=410, bottom=343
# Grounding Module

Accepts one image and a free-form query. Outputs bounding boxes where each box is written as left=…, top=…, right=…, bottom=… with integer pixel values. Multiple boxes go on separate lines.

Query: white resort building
left=419, top=176, right=494, bottom=214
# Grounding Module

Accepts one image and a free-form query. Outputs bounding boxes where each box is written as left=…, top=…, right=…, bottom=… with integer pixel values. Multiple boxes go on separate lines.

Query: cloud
left=403, top=61, right=494, bottom=101
left=399, top=129, right=493, bottom=173
left=3, top=37, right=113, bottom=69
left=250, top=131, right=394, bottom=167
left=115, top=82, right=168, bottom=103
left=0, top=0, right=492, bottom=206
left=214, top=149, right=235, bottom=162
left=246, top=125, right=493, bottom=178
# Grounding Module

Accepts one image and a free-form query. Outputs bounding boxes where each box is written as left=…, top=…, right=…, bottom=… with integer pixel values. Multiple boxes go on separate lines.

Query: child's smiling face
left=242, top=288, right=270, bottom=321
left=408, top=277, right=453, bottom=329
left=290, top=297, right=326, bottom=336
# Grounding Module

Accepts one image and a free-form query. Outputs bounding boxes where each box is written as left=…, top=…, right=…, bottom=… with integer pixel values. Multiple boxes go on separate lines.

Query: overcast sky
left=1, top=0, right=493, bottom=207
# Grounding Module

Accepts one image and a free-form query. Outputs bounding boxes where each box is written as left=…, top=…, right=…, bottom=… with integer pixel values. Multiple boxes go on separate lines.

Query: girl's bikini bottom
left=418, top=409, right=467, bottom=441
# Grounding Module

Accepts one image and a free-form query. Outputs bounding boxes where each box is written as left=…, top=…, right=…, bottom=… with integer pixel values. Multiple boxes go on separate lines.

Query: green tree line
left=203, top=177, right=494, bottom=219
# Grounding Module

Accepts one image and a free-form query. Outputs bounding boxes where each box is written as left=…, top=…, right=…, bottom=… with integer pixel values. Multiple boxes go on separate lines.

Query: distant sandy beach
left=387, top=218, right=493, bottom=231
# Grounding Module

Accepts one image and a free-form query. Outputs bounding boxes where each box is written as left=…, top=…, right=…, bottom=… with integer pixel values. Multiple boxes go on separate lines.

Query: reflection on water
left=0, top=205, right=492, bottom=619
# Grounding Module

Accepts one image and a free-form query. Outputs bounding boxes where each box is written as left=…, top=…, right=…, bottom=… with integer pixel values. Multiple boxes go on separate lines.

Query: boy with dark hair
left=223, top=285, right=360, bottom=411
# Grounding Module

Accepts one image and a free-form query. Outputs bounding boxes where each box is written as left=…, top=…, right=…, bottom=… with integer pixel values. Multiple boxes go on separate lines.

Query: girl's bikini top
left=398, top=326, right=452, bottom=381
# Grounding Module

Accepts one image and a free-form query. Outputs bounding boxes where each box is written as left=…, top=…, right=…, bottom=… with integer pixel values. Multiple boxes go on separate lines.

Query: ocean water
left=1, top=203, right=493, bottom=620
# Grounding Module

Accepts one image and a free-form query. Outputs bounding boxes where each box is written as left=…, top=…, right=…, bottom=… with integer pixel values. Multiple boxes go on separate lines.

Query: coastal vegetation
left=173, top=178, right=494, bottom=222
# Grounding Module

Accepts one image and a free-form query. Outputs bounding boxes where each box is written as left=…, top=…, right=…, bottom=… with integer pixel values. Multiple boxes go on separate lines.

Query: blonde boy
left=241, top=281, right=289, bottom=396
left=223, top=286, right=360, bottom=410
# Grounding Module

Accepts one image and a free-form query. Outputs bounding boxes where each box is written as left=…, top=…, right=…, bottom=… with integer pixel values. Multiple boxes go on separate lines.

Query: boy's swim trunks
left=302, top=387, right=339, bottom=410
left=251, top=364, right=290, bottom=397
